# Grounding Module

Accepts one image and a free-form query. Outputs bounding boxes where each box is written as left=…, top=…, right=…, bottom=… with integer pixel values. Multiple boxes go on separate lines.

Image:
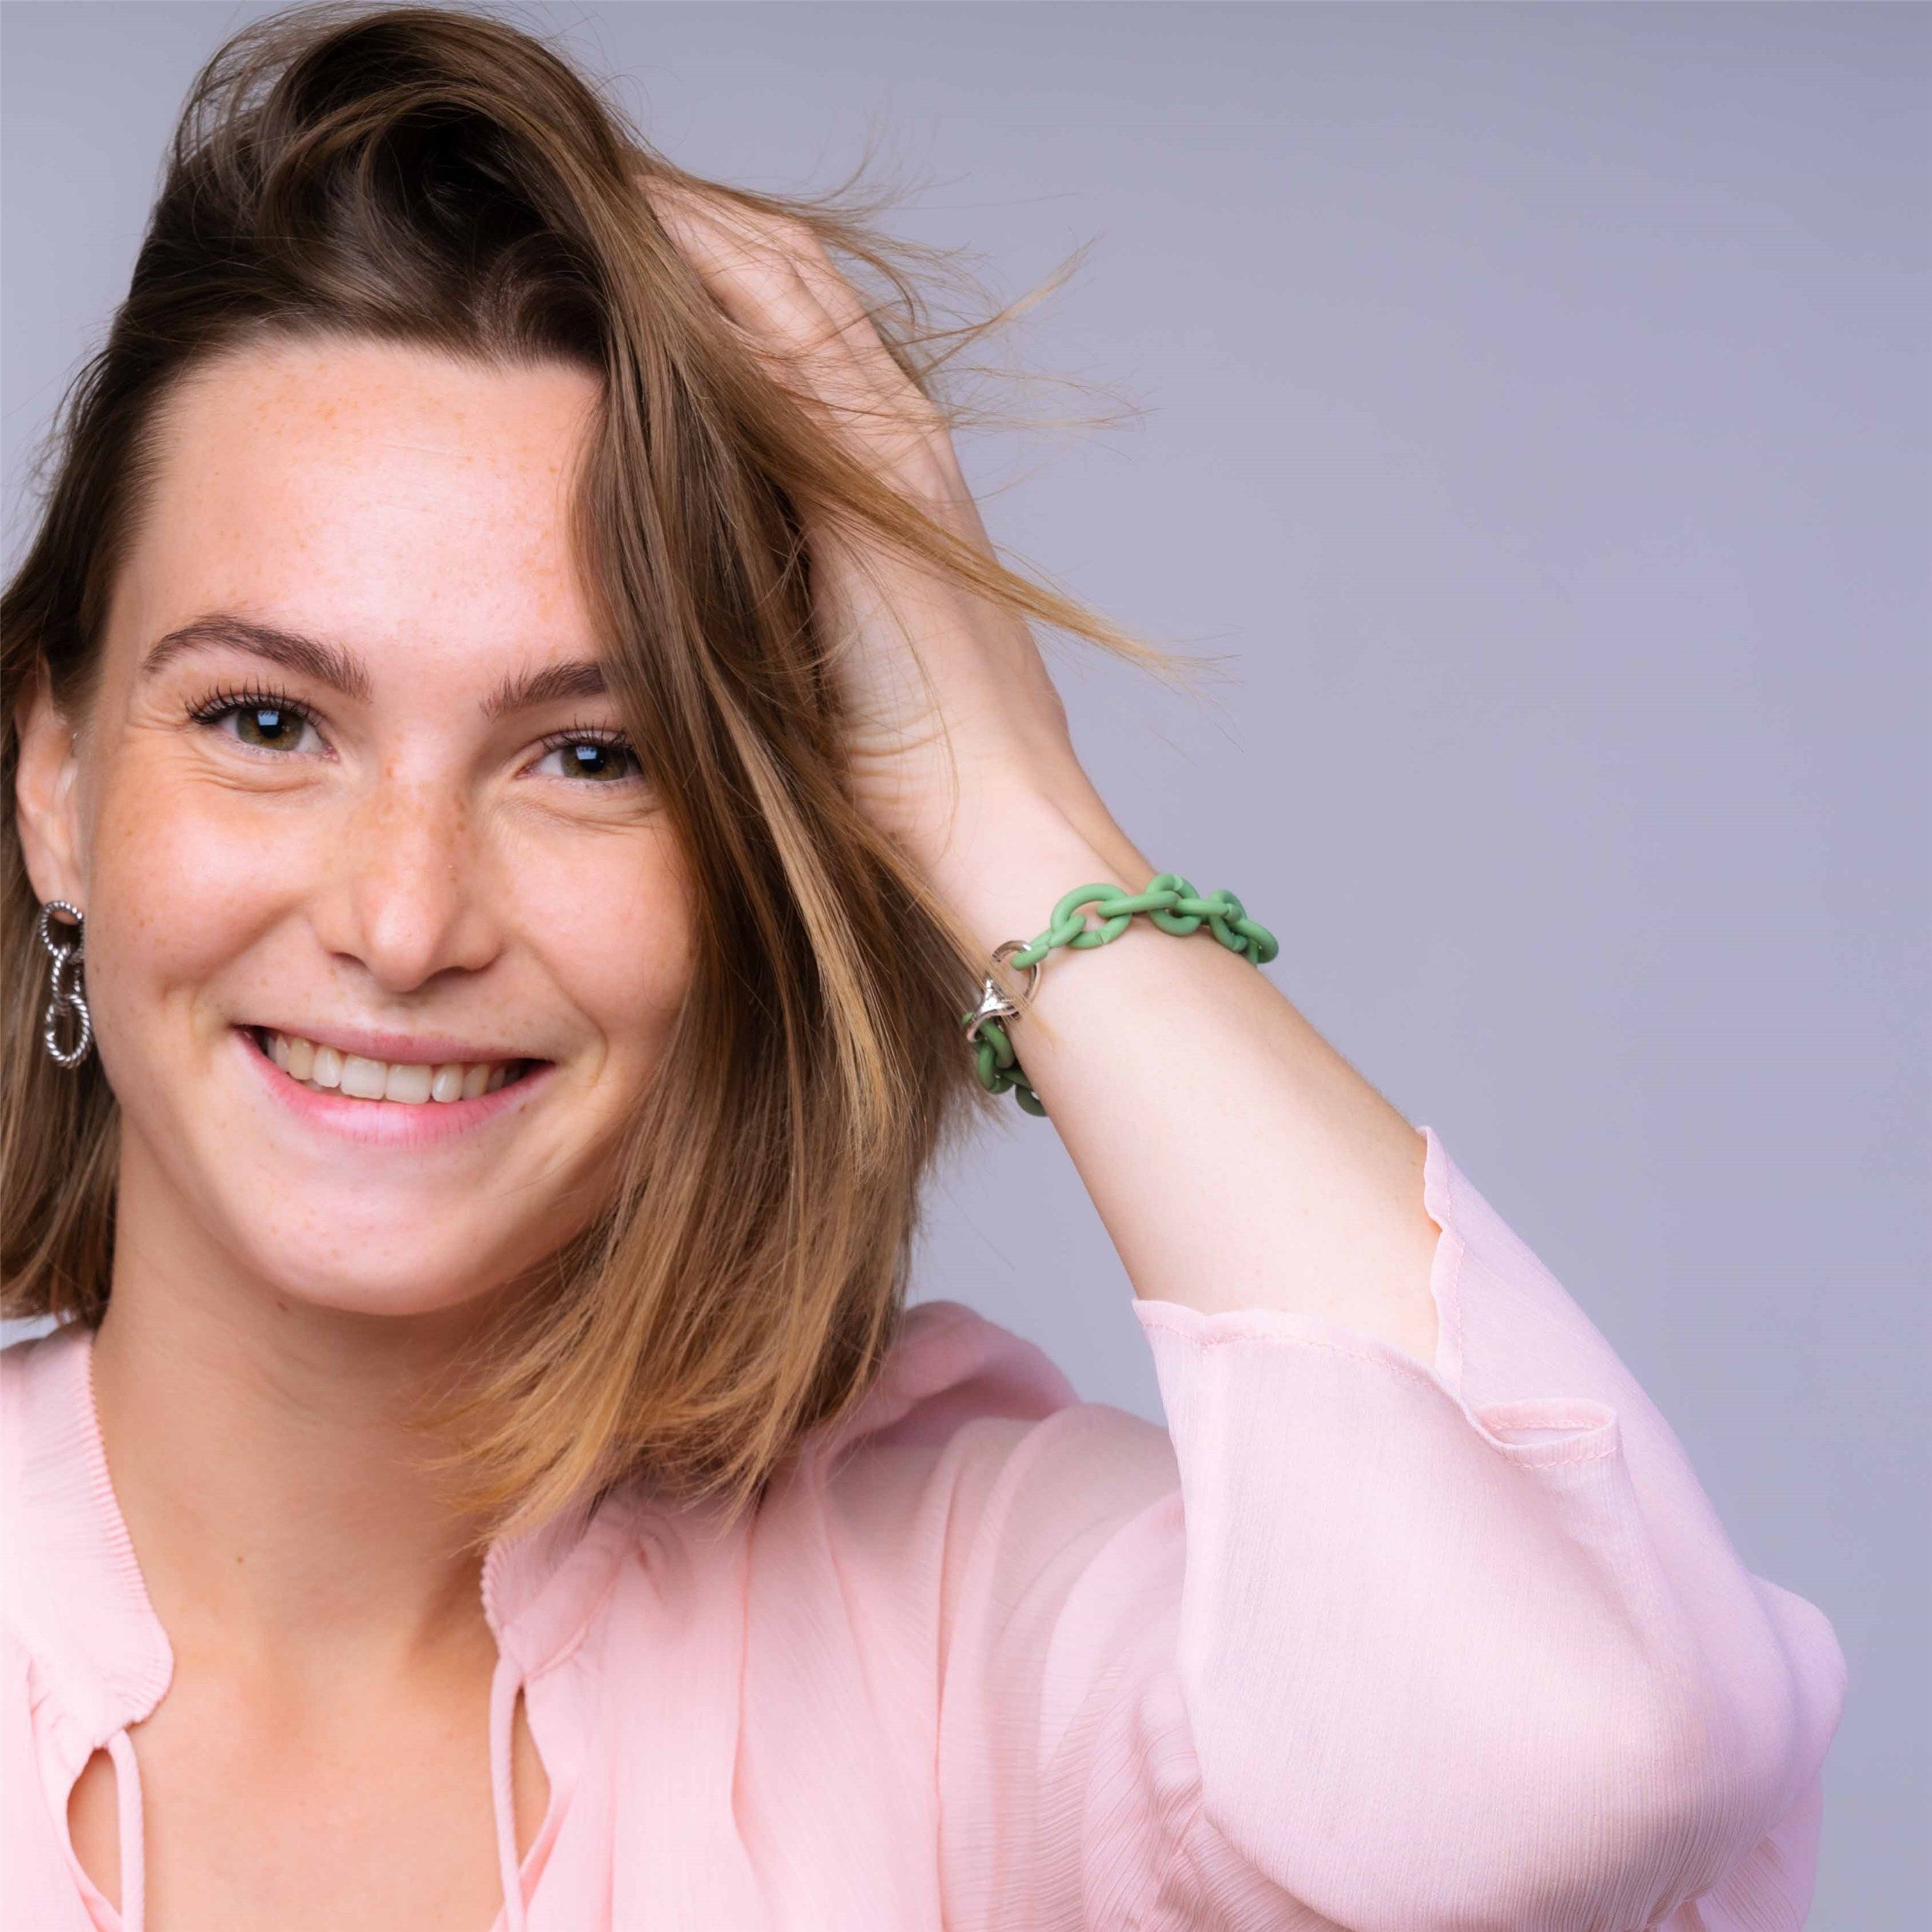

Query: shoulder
left=795, top=1298, right=1182, bottom=1560
left=821, top=1298, right=1086, bottom=1456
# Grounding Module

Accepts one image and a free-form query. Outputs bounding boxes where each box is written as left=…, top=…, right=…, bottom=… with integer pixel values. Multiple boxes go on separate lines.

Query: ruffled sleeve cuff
left=1125, top=1128, right=1848, bottom=1932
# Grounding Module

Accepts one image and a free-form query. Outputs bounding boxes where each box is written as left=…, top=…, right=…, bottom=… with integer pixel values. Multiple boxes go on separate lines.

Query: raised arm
left=922, top=804, right=1444, bottom=1362
left=651, top=186, right=1846, bottom=1929
left=646, top=182, right=1440, bottom=1363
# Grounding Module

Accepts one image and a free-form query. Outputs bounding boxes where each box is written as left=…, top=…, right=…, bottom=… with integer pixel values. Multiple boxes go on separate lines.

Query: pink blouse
left=2, top=1130, right=1847, bottom=1930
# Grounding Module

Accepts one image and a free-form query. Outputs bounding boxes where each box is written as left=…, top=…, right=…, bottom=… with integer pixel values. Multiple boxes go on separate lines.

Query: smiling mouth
left=249, top=1027, right=540, bottom=1105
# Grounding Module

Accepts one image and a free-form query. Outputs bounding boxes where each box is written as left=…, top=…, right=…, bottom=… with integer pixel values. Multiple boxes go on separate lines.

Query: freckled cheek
left=515, top=838, right=694, bottom=1080
left=86, top=770, right=323, bottom=1035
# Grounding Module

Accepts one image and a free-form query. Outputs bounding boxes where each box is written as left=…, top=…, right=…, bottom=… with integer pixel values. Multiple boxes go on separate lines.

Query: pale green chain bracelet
left=960, top=873, right=1279, bottom=1117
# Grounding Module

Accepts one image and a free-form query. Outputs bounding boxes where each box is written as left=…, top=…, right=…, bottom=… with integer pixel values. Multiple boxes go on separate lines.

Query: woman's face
left=15, top=337, right=692, bottom=1319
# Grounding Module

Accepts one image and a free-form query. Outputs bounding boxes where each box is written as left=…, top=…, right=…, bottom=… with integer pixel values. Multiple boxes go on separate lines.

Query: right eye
left=191, top=695, right=326, bottom=756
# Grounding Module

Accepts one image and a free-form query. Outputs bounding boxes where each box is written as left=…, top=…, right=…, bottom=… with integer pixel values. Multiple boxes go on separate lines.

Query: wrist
left=916, top=784, right=1155, bottom=960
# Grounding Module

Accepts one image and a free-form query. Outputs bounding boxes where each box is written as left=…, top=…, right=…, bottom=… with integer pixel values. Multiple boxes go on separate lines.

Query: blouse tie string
left=488, top=1648, right=530, bottom=1932
left=105, top=1728, right=147, bottom=1932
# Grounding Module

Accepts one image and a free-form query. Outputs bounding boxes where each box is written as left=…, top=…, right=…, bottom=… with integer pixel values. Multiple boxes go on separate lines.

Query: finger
left=648, top=185, right=927, bottom=430
left=645, top=182, right=967, bottom=517
left=649, top=187, right=841, bottom=359
left=788, top=245, right=932, bottom=417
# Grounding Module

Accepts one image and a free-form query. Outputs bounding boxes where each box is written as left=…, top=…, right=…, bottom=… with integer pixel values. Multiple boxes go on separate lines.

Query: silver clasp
left=963, top=939, right=1041, bottom=1044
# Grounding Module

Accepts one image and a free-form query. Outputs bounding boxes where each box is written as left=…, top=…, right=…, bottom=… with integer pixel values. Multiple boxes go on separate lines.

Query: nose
left=315, top=764, right=504, bottom=995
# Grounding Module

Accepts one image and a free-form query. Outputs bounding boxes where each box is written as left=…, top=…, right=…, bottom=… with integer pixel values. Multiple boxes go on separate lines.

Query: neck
left=90, top=1131, right=507, bottom=1681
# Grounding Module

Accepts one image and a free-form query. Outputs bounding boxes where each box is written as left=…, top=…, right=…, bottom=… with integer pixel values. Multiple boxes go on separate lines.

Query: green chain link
left=960, top=873, right=1279, bottom=1117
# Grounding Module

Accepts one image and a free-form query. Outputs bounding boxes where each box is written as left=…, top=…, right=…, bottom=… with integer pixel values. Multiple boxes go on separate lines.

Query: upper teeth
left=267, top=1032, right=515, bottom=1104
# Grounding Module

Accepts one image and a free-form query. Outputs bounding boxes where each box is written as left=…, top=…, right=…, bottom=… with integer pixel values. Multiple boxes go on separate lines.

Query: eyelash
left=186, top=682, right=318, bottom=729
left=529, top=721, right=645, bottom=783
left=185, top=686, right=644, bottom=782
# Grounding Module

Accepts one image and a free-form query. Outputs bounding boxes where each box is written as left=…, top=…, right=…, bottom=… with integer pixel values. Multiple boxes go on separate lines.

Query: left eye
left=532, top=736, right=641, bottom=783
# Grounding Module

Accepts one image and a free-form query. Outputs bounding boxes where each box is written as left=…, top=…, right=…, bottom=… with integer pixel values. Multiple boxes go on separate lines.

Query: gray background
left=4, top=3, right=1924, bottom=1921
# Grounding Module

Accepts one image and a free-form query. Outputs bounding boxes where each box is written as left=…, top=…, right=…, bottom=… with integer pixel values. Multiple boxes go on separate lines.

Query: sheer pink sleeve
left=908, top=1129, right=1846, bottom=1930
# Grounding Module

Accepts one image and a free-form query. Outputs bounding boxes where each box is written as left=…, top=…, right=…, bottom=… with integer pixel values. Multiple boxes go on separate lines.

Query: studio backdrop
left=4, top=5, right=1923, bottom=1923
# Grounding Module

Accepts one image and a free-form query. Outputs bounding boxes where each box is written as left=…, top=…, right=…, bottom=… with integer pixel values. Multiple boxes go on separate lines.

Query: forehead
left=111, top=337, right=606, bottom=679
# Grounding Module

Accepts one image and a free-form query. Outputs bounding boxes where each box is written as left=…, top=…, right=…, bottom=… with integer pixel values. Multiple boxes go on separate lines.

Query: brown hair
left=1, top=2, right=1166, bottom=1537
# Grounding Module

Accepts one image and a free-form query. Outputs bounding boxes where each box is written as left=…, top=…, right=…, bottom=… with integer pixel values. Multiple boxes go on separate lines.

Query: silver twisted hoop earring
left=36, top=900, right=92, bottom=1070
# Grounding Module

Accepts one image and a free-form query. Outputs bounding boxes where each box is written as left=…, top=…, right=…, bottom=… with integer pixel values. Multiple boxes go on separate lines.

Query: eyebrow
left=481, top=657, right=608, bottom=719
left=141, top=614, right=372, bottom=702
left=140, top=613, right=608, bottom=719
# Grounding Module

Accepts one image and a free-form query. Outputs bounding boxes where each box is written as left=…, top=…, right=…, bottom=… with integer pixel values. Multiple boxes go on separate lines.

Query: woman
left=1, top=7, right=1845, bottom=1930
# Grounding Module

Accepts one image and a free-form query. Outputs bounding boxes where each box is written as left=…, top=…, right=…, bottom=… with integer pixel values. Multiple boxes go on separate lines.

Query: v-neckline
left=8, top=1321, right=632, bottom=1932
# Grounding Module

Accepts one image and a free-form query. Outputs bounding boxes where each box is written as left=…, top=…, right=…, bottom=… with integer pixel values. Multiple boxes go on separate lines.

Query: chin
left=235, top=1228, right=535, bottom=1323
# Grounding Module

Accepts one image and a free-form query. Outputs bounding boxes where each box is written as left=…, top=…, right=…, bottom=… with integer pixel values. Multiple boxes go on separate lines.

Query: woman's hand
left=648, top=178, right=1438, bottom=1361
left=644, top=182, right=1140, bottom=917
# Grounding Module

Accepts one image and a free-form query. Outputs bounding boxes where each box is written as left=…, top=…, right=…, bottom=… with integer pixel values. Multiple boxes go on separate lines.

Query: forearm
left=926, top=784, right=1441, bottom=1367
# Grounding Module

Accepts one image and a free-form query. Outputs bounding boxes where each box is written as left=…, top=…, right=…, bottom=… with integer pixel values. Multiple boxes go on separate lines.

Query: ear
left=13, top=662, right=87, bottom=911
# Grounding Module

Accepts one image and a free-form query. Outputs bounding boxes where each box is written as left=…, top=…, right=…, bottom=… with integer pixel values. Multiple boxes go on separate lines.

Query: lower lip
left=235, top=1027, right=555, bottom=1148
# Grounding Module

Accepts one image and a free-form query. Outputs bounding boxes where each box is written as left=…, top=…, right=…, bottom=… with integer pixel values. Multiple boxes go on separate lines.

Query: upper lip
left=243, top=1022, right=541, bottom=1066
